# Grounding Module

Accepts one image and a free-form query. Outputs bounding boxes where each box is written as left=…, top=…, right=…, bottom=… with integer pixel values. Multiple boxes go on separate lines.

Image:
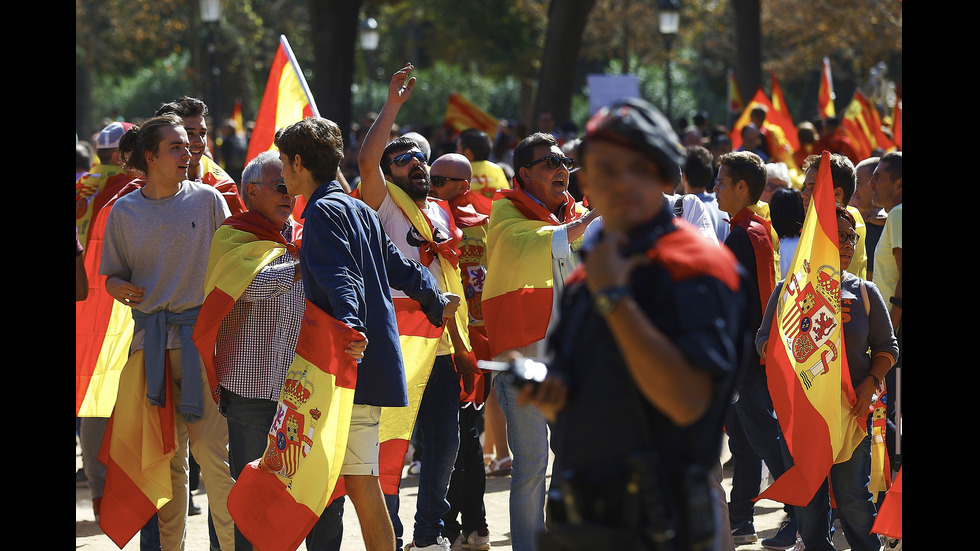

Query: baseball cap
left=96, top=121, right=134, bottom=149
left=583, top=98, right=686, bottom=178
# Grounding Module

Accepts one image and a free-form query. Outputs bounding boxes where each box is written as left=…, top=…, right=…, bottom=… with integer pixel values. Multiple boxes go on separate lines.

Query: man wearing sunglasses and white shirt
left=357, top=63, right=476, bottom=551
left=481, top=131, right=598, bottom=551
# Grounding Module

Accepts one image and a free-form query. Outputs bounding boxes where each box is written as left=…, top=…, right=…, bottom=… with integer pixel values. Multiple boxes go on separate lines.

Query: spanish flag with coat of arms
left=759, top=151, right=868, bottom=506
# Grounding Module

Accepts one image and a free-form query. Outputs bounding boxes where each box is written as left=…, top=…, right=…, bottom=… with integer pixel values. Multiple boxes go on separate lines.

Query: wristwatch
left=593, top=285, right=632, bottom=316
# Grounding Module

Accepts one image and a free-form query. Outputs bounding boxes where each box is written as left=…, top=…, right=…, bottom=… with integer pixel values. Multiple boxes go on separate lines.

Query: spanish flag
left=727, top=68, right=743, bottom=114
left=444, top=92, right=499, bottom=137
left=376, top=182, right=472, bottom=494
left=729, top=87, right=802, bottom=186
left=226, top=300, right=361, bottom=551
left=76, top=182, right=142, bottom=417
left=97, top=349, right=178, bottom=548
left=891, top=83, right=902, bottom=151
left=76, top=162, right=136, bottom=247
left=193, top=211, right=301, bottom=405
left=841, top=90, right=896, bottom=161
left=872, top=466, right=902, bottom=540
left=818, top=57, right=836, bottom=119
left=246, top=35, right=319, bottom=220
left=769, top=71, right=800, bottom=152
left=759, top=151, right=867, bottom=506
left=200, top=155, right=246, bottom=216
left=482, top=186, right=586, bottom=358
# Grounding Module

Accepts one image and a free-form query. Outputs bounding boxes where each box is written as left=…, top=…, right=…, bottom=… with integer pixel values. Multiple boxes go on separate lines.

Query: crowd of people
left=76, top=63, right=902, bottom=551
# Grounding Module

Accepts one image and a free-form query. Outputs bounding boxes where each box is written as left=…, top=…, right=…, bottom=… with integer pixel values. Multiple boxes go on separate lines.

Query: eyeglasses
left=430, top=175, right=468, bottom=188
left=838, top=231, right=858, bottom=245
left=388, top=151, right=428, bottom=168
left=251, top=182, right=289, bottom=195
left=526, top=154, right=575, bottom=171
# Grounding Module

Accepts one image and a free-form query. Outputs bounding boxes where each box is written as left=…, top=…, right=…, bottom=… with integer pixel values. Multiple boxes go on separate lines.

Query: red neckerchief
left=223, top=210, right=300, bottom=256
left=494, top=180, right=583, bottom=225
left=449, top=190, right=492, bottom=228
left=417, top=198, right=463, bottom=270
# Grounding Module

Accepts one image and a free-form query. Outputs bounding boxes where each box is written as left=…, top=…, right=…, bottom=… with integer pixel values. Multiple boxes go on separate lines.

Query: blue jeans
left=492, top=372, right=550, bottom=551
left=411, top=355, right=461, bottom=546
left=220, top=388, right=344, bottom=551
left=728, top=367, right=793, bottom=524
left=795, top=431, right=880, bottom=551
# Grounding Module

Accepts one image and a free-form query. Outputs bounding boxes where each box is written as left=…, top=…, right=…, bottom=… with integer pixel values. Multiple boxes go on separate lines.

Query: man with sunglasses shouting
left=358, top=63, right=477, bottom=551
left=481, top=131, right=598, bottom=550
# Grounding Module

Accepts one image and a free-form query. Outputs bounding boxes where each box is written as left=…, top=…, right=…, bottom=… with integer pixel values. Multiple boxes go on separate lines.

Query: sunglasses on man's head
left=526, top=154, right=576, bottom=171
left=430, top=175, right=468, bottom=188
left=388, top=151, right=428, bottom=168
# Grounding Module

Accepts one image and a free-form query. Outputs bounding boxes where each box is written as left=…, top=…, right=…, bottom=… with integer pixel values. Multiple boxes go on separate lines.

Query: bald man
left=428, top=153, right=494, bottom=549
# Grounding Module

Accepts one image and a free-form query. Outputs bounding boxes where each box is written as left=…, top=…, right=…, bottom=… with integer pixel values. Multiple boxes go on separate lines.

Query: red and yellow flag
left=872, top=466, right=902, bottom=540
left=482, top=188, right=586, bottom=358
left=76, top=182, right=143, bottom=417
left=759, top=151, right=867, bottom=506
left=818, top=57, right=836, bottom=119
left=227, top=300, right=361, bottom=551
left=727, top=68, right=743, bottom=114
left=769, top=71, right=800, bottom=152
left=246, top=35, right=319, bottom=221
left=246, top=35, right=319, bottom=165
left=444, top=92, right=499, bottom=137
left=232, top=98, right=245, bottom=136
left=193, top=212, right=301, bottom=404
left=840, top=90, right=896, bottom=162
left=376, top=182, right=471, bottom=494
left=891, top=83, right=902, bottom=151
left=97, top=349, right=179, bottom=548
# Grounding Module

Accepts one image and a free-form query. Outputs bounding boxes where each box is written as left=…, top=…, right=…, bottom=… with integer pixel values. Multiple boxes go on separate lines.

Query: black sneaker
left=731, top=520, right=758, bottom=544
left=762, top=519, right=801, bottom=550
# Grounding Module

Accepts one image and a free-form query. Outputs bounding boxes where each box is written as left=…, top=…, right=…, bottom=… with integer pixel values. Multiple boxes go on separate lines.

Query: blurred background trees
left=75, top=0, right=902, bottom=144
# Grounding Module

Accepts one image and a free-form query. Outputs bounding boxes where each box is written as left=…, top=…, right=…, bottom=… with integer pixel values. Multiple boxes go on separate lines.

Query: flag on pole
left=727, top=68, right=744, bottom=114
left=769, top=71, right=800, bottom=152
left=226, top=300, right=361, bottom=551
left=246, top=35, right=319, bottom=221
left=818, top=57, right=836, bottom=119
left=444, top=92, right=499, bottom=137
left=232, top=99, right=245, bottom=136
left=758, top=151, right=868, bottom=506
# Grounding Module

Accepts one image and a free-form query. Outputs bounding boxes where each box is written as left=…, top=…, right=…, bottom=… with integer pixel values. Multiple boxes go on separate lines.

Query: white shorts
left=340, top=404, right=382, bottom=476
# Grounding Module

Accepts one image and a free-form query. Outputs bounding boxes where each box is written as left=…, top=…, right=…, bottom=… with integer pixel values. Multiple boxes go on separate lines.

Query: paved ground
left=76, top=435, right=860, bottom=550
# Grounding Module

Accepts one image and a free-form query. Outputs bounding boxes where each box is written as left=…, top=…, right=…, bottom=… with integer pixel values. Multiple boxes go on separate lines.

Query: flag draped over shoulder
left=818, top=57, right=836, bottom=119
left=482, top=187, right=586, bottom=358
left=192, top=211, right=299, bottom=404
left=759, top=151, right=867, bottom=506
left=375, top=182, right=472, bottom=494
left=226, top=300, right=360, bottom=551
left=76, top=183, right=143, bottom=417
left=444, top=92, right=499, bottom=137
left=872, top=466, right=902, bottom=540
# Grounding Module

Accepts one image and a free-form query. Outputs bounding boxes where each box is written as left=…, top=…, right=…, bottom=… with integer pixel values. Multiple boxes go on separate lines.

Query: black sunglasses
left=430, top=175, right=468, bottom=188
left=526, top=154, right=575, bottom=171
left=388, top=151, right=428, bottom=168
left=251, top=182, right=289, bottom=195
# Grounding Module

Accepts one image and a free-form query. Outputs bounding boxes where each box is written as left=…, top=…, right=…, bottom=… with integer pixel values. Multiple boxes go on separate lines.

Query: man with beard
left=357, top=62, right=478, bottom=551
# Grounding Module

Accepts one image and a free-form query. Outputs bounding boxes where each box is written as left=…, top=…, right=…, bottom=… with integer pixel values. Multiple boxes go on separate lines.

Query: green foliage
left=93, top=53, right=193, bottom=124
left=353, top=61, right=524, bottom=132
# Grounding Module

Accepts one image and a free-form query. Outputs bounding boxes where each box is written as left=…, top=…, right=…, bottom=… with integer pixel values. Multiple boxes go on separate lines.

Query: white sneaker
left=461, top=529, right=491, bottom=550
left=406, top=536, right=452, bottom=550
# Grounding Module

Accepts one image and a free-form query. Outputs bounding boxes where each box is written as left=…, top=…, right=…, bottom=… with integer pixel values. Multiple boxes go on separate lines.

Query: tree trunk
left=310, top=0, right=364, bottom=147
left=533, top=0, right=597, bottom=129
left=732, top=0, right=762, bottom=105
